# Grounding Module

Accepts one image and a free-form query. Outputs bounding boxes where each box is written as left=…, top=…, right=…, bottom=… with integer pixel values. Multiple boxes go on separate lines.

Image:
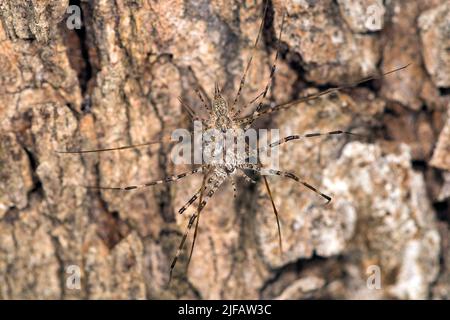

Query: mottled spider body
left=211, top=91, right=233, bottom=132
left=199, top=85, right=253, bottom=183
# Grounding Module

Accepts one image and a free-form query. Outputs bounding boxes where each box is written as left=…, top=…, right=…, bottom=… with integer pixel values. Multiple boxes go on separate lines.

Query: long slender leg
left=179, top=174, right=222, bottom=215
left=197, top=176, right=223, bottom=213
left=169, top=171, right=210, bottom=285
left=258, top=130, right=361, bottom=153
left=267, top=169, right=331, bottom=203
left=56, top=134, right=175, bottom=154
left=169, top=173, right=223, bottom=282
left=194, top=88, right=212, bottom=113
left=178, top=96, right=195, bottom=118
left=178, top=96, right=207, bottom=123
left=178, top=189, right=201, bottom=215
left=83, top=167, right=203, bottom=191
left=233, top=88, right=265, bottom=118
left=263, top=176, right=283, bottom=257
left=168, top=211, right=198, bottom=285
left=240, top=164, right=331, bottom=203
left=214, top=82, right=222, bottom=98
left=237, top=64, right=411, bottom=126
left=186, top=65, right=212, bottom=112
left=185, top=172, right=210, bottom=273
left=233, top=11, right=286, bottom=119
left=252, top=13, right=287, bottom=116
left=230, top=0, right=270, bottom=115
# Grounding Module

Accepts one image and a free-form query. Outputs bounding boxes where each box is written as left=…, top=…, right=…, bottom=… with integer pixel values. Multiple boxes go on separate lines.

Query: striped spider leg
left=169, top=169, right=211, bottom=284
left=241, top=164, right=332, bottom=203
left=82, top=167, right=204, bottom=191
left=169, top=163, right=236, bottom=283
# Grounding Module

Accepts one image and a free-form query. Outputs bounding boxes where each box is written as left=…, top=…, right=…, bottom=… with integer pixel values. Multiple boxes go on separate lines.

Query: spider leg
left=178, top=96, right=195, bottom=118
left=186, top=175, right=223, bottom=269
left=179, top=175, right=218, bottom=215
left=194, top=88, right=212, bottom=113
left=178, top=96, right=207, bottom=123
left=178, top=188, right=201, bottom=215
left=263, top=176, right=283, bottom=257
left=185, top=172, right=210, bottom=274
left=168, top=211, right=198, bottom=285
left=233, top=88, right=265, bottom=118
left=169, top=173, right=223, bottom=282
left=259, top=131, right=361, bottom=152
left=230, top=0, right=270, bottom=115
left=252, top=12, right=287, bottom=116
left=169, top=171, right=211, bottom=284
left=83, top=167, right=203, bottom=191
left=238, top=64, right=411, bottom=126
left=233, top=12, right=286, bottom=120
left=197, top=176, right=223, bottom=212
left=240, top=164, right=331, bottom=203
left=186, top=65, right=212, bottom=112
left=214, top=82, right=222, bottom=98
left=267, top=169, right=331, bottom=203
left=56, top=133, right=174, bottom=154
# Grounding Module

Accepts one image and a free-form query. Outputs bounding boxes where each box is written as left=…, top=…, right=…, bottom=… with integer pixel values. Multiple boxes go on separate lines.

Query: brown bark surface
left=0, top=0, right=449, bottom=299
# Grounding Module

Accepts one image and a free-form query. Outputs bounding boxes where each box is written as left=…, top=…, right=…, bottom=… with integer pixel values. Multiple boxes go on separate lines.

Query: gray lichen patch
left=0, top=0, right=68, bottom=43
left=322, top=142, right=440, bottom=299
left=337, top=0, right=385, bottom=33
left=0, top=133, right=33, bottom=218
left=419, top=2, right=450, bottom=88
left=431, top=106, right=450, bottom=171
left=274, top=0, right=380, bottom=84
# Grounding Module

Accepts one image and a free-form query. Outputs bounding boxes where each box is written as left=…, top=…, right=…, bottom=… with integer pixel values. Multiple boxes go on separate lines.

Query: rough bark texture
left=0, top=0, right=449, bottom=299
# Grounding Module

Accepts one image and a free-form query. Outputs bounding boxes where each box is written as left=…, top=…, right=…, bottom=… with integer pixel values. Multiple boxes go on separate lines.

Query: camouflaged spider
left=57, top=1, right=409, bottom=283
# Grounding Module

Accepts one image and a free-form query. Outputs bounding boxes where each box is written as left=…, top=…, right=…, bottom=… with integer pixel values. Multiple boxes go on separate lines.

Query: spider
left=57, top=1, right=409, bottom=284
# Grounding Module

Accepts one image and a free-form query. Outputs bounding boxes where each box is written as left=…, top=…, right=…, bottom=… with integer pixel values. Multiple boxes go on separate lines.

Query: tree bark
left=0, top=0, right=449, bottom=299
